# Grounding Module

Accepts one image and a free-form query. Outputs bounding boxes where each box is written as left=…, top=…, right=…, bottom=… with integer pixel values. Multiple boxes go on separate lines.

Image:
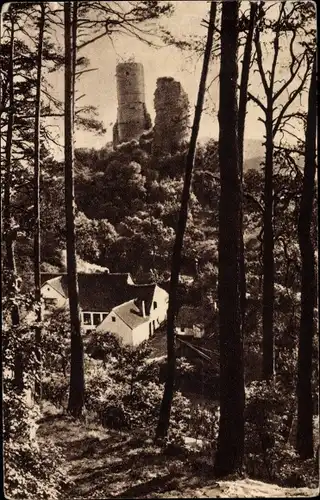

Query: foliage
left=3, top=299, right=68, bottom=499
left=75, top=212, right=118, bottom=264
left=42, top=309, right=71, bottom=376
left=5, top=435, right=67, bottom=500
left=84, top=332, right=219, bottom=445
left=244, top=381, right=317, bottom=487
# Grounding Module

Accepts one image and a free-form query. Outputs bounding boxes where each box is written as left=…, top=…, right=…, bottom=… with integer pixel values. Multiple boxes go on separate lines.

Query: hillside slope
left=38, top=409, right=318, bottom=499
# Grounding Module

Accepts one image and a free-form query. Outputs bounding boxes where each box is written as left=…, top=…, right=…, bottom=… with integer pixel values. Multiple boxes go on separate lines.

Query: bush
left=3, top=381, right=67, bottom=499
left=42, top=374, right=69, bottom=409
left=244, top=380, right=317, bottom=487
left=5, top=437, right=68, bottom=500
left=84, top=335, right=219, bottom=446
left=2, top=302, right=68, bottom=500
left=42, top=310, right=71, bottom=378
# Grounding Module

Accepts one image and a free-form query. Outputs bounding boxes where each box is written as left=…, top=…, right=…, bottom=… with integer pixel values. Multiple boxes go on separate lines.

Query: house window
left=102, top=313, right=108, bottom=320
left=83, top=313, right=92, bottom=325
left=181, top=326, right=185, bottom=333
left=153, top=301, right=157, bottom=310
left=44, top=298, right=57, bottom=308
left=112, top=316, right=116, bottom=322
left=93, top=313, right=101, bottom=326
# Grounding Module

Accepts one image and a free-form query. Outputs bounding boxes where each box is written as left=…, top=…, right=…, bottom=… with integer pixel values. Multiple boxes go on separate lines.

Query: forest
left=1, top=1, right=318, bottom=498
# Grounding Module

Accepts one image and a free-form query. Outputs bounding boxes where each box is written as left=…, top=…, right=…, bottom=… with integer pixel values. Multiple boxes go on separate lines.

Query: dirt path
left=37, top=413, right=318, bottom=499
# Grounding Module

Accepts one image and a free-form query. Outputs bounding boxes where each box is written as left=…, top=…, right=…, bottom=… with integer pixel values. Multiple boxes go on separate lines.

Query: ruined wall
left=114, top=62, right=151, bottom=147
left=152, top=77, right=190, bottom=156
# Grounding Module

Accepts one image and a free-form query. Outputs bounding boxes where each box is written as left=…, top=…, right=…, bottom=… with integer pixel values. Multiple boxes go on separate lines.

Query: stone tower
left=113, top=62, right=151, bottom=147
left=152, top=77, right=190, bottom=156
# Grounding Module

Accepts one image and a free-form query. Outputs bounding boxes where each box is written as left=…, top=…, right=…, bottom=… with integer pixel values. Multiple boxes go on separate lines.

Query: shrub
left=42, top=374, right=69, bottom=409
left=85, top=332, right=219, bottom=448
left=3, top=302, right=68, bottom=500
left=244, top=380, right=317, bottom=487
left=3, top=378, right=67, bottom=499
left=5, top=437, right=68, bottom=500
left=42, top=310, right=71, bottom=378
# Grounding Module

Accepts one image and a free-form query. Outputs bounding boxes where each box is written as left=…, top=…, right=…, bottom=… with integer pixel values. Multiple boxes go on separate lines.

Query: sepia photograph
left=1, top=0, right=318, bottom=498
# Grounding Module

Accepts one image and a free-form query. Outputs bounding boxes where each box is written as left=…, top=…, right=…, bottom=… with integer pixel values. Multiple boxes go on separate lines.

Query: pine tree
left=296, top=55, right=317, bottom=460
left=250, top=2, right=314, bottom=380
left=155, top=0, right=217, bottom=440
left=238, top=2, right=258, bottom=332
left=64, top=1, right=85, bottom=418
left=33, top=2, right=46, bottom=402
left=214, top=0, right=245, bottom=477
left=2, top=6, right=23, bottom=391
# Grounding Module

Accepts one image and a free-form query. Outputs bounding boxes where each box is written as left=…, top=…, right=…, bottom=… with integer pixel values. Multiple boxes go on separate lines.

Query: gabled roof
left=41, top=273, right=64, bottom=286
left=41, top=272, right=135, bottom=312
left=41, top=273, right=164, bottom=314
left=77, top=273, right=134, bottom=311
left=41, top=274, right=68, bottom=298
left=113, top=299, right=150, bottom=330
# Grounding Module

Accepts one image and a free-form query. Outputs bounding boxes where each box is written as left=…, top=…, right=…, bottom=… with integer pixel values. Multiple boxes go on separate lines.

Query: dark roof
left=41, top=272, right=134, bottom=311
left=176, top=306, right=204, bottom=327
left=41, top=273, right=159, bottom=313
left=129, top=284, right=157, bottom=316
left=113, top=300, right=150, bottom=330
left=77, top=273, right=134, bottom=311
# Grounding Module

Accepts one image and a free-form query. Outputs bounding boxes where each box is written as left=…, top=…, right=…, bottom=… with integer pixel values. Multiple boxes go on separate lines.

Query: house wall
left=176, top=325, right=205, bottom=338
left=131, top=321, right=151, bottom=346
left=176, top=326, right=194, bottom=336
left=80, top=311, right=109, bottom=333
left=96, top=311, right=133, bottom=346
left=41, top=283, right=67, bottom=314
left=149, top=286, right=169, bottom=325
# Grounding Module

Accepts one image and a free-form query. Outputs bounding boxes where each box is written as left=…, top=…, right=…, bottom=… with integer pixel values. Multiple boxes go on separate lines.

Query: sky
left=47, top=1, right=268, bottom=154
left=3, top=1, right=315, bottom=157
left=68, top=0, right=313, bottom=154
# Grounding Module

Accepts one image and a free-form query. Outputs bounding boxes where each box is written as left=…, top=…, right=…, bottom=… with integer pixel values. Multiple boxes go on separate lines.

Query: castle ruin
left=113, top=62, right=151, bottom=147
left=152, top=77, right=190, bottom=156
left=112, top=63, right=190, bottom=154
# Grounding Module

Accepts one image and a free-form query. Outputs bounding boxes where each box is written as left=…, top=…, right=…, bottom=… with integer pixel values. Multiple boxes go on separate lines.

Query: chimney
left=141, top=300, right=146, bottom=318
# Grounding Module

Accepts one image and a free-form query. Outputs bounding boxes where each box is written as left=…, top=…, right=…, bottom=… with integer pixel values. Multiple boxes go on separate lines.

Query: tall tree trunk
left=34, top=3, right=46, bottom=402
left=262, top=105, right=275, bottom=381
left=296, top=56, right=316, bottom=460
left=214, top=0, right=245, bottom=476
left=71, top=0, right=77, bottom=120
left=64, top=1, right=85, bottom=418
left=155, top=0, right=217, bottom=440
left=3, top=15, right=23, bottom=391
left=238, top=2, right=258, bottom=332
left=238, top=3, right=257, bottom=175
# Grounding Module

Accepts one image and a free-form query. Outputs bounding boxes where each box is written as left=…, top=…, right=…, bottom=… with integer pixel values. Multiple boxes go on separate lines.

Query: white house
left=41, top=275, right=68, bottom=310
left=175, top=305, right=205, bottom=339
left=96, top=283, right=169, bottom=346
left=40, top=273, right=169, bottom=345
